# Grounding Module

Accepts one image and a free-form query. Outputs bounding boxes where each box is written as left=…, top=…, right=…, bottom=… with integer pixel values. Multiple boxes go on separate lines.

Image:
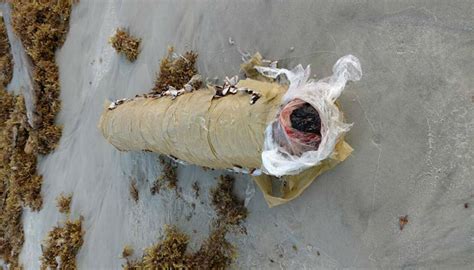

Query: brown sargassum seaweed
left=150, top=156, right=178, bottom=195
left=110, top=28, right=141, bottom=62
left=122, top=175, right=247, bottom=270
left=11, top=0, right=73, bottom=155
left=0, top=94, right=43, bottom=268
left=152, top=47, right=200, bottom=94
left=0, top=15, right=13, bottom=88
left=40, top=217, right=84, bottom=270
left=56, top=193, right=73, bottom=215
left=0, top=1, right=74, bottom=268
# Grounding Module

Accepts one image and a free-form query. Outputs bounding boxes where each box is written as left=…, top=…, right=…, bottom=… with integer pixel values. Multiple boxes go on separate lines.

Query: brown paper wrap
left=99, top=64, right=352, bottom=207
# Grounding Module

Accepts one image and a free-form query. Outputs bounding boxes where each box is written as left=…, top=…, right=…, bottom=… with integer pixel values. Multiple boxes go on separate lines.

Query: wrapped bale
left=99, top=55, right=362, bottom=207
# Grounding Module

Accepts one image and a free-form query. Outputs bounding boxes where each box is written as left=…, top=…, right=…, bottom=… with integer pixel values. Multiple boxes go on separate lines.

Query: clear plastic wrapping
left=257, top=55, right=362, bottom=176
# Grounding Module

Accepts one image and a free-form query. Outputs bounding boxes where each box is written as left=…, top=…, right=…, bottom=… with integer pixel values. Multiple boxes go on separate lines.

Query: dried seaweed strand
left=0, top=1, right=74, bottom=267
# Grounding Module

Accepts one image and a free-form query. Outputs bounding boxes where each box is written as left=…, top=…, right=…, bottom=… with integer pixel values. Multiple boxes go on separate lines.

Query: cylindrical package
left=99, top=55, right=361, bottom=206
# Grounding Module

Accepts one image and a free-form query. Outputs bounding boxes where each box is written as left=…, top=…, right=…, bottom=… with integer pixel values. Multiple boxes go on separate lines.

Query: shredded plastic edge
left=256, top=55, right=362, bottom=176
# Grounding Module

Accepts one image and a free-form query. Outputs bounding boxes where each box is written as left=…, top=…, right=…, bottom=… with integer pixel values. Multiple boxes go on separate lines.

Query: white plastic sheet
left=257, top=55, right=362, bottom=176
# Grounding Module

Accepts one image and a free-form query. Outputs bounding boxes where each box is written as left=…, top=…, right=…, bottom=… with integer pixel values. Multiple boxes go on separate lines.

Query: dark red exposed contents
left=274, top=99, right=322, bottom=155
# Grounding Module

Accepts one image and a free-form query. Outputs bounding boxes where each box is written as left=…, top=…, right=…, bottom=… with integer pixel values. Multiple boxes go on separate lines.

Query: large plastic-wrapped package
left=99, top=54, right=361, bottom=207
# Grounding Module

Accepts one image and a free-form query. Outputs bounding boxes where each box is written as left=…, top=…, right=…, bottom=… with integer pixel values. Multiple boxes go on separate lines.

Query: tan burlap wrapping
left=99, top=79, right=352, bottom=207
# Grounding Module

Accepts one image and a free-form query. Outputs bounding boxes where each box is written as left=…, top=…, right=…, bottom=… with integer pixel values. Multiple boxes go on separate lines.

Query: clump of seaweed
left=121, top=245, right=143, bottom=270
left=0, top=16, right=23, bottom=269
left=0, top=91, right=23, bottom=268
left=40, top=217, right=84, bottom=270
left=0, top=2, right=74, bottom=267
left=152, top=47, right=200, bottom=94
left=0, top=15, right=13, bottom=87
left=122, top=245, right=134, bottom=258
left=109, top=28, right=141, bottom=62
left=5, top=95, right=43, bottom=211
left=142, top=225, right=190, bottom=269
left=126, top=225, right=236, bottom=270
left=150, top=156, right=177, bottom=195
left=187, top=175, right=246, bottom=268
left=56, top=193, right=72, bottom=214
left=0, top=191, right=23, bottom=269
left=0, top=94, right=43, bottom=268
left=0, top=86, right=14, bottom=123
left=123, top=175, right=247, bottom=269
left=189, top=226, right=235, bottom=269
left=211, top=175, right=248, bottom=227
left=122, top=260, right=142, bottom=270
left=11, top=0, right=73, bottom=155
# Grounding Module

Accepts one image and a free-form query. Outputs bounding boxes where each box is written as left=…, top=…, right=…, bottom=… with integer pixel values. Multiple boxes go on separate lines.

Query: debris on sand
left=125, top=225, right=236, bottom=270
left=121, top=245, right=142, bottom=270
left=190, top=175, right=247, bottom=267
left=188, top=225, right=236, bottom=269
left=129, top=179, right=139, bottom=202
left=122, top=245, right=134, bottom=258
left=122, top=175, right=247, bottom=269
left=0, top=21, right=38, bottom=268
left=150, top=156, right=177, bottom=195
left=0, top=15, right=13, bottom=87
left=0, top=86, right=14, bottom=123
left=40, top=217, right=84, bottom=270
left=0, top=2, right=75, bottom=267
left=11, top=0, right=73, bottom=155
left=211, top=175, right=248, bottom=227
left=399, top=215, right=408, bottom=231
left=56, top=193, right=73, bottom=215
left=110, top=28, right=141, bottom=62
left=152, top=47, right=200, bottom=94
left=141, top=225, right=190, bottom=269
left=0, top=94, right=43, bottom=268
left=192, top=181, right=200, bottom=198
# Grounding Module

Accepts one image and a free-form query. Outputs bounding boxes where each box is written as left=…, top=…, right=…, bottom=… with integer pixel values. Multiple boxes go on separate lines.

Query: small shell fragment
left=225, top=75, right=239, bottom=86
left=108, top=98, right=129, bottom=110
left=250, top=93, right=261, bottom=104
left=222, top=87, right=229, bottom=96
left=184, top=84, right=193, bottom=92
